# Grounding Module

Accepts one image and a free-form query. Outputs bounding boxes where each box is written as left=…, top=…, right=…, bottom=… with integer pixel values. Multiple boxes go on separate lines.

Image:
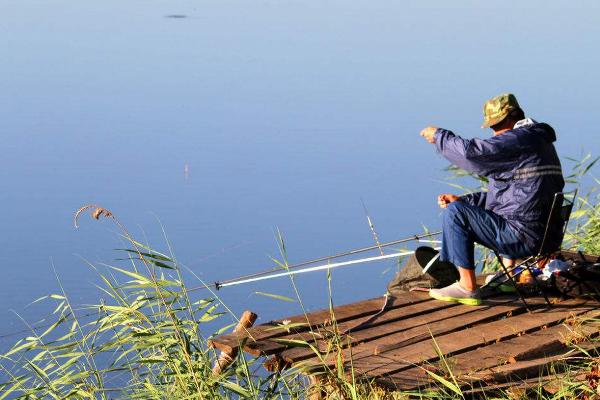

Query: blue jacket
left=434, top=120, right=565, bottom=250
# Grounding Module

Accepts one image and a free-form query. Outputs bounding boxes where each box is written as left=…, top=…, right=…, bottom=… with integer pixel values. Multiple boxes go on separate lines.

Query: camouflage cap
left=481, top=93, right=520, bottom=128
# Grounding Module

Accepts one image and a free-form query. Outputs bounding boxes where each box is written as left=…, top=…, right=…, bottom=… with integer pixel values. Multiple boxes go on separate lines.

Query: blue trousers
left=440, top=201, right=535, bottom=270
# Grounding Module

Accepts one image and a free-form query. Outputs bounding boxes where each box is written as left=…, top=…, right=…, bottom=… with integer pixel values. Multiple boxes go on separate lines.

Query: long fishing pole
left=215, top=248, right=440, bottom=289
left=197, top=230, right=441, bottom=291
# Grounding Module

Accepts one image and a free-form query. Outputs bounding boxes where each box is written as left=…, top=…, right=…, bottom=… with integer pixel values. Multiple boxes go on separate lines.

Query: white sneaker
left=429, top=282, right=482, bottom=306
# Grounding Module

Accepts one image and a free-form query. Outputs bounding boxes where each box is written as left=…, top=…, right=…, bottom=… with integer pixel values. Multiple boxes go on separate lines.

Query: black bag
left=387, top=246, right=459, bottom=295
left=552, top=260, right=600, bottom=299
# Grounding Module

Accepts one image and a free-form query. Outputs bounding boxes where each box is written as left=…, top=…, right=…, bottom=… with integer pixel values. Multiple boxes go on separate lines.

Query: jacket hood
left=515, top=121, right=557, bottom=143
left=532, top=122, right=557, bottom=143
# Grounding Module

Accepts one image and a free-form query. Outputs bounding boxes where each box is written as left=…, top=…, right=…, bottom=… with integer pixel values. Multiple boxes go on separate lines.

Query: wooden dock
left=210, top=253, right=600, bottom=395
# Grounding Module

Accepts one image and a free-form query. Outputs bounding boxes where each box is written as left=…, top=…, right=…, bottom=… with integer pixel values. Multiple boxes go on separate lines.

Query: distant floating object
left=184, top=163, right=190, bottom=180
left=165, top=14, right=188, bottom=19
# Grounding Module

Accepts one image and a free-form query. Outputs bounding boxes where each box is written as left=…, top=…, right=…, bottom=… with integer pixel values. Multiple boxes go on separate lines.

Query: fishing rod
left=214, top=248, right=441, bottom=289
left=187, top=230, right=441, bottom=291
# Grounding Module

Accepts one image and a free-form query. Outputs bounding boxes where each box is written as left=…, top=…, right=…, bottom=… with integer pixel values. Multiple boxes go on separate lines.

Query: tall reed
left=0, top=206, right=304, bottom=399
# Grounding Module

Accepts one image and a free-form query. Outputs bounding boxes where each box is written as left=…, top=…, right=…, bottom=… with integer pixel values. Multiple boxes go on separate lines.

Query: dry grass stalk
left=73, top=204, right=115, bottom=228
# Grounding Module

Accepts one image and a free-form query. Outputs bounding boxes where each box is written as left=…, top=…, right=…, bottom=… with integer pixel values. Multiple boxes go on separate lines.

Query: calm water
left=1, top=1, right=600, bottom=345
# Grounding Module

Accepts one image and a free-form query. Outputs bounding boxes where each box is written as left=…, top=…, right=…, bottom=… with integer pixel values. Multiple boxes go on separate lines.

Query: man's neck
left=492, top=127, right=513, bottom=136
left=492, top=118, right=535, bottom=136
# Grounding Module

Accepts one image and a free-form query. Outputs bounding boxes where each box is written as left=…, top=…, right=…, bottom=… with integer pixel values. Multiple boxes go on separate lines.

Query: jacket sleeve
left=460, top=192, right=487, bottom=207
left=434, top=128, right=520, bottom=176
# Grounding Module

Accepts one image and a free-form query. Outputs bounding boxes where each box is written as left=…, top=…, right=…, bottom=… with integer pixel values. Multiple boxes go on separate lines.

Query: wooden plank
left=209, top=291, right=430, bottom=354
left=295, top=296, right=545, bottom=369
left=278, top=296, right=516, bottom=363
left=344, top=299, right=594, bottom=379
left=246, top=296, right=462, bottom=357
left=461, top=372, right=586, bottom=396
left=454, top=317, right=600, bottom=377
left=382, top=312, right=600, bottom=390
left=378, top=324, right=570, bottom=390
left=466, top=341, right=600, bottom=383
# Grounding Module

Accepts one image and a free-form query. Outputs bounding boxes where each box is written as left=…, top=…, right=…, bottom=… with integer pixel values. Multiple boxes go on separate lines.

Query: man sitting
left=419, top=93, right=564, bottom=305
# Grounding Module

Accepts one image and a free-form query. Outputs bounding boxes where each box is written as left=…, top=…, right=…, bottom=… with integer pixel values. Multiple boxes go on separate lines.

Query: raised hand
left=420, top=126, right=438, bottom=144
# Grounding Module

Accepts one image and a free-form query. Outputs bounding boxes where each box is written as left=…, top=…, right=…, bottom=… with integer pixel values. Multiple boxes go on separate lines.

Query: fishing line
left=351, top=197, right=389, bottom=332
left=361, top=198, right=384, bottom=256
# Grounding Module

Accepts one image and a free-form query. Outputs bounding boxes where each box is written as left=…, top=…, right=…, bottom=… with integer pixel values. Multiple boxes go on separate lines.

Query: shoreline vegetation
left=1, top=156, right=599, bottom=399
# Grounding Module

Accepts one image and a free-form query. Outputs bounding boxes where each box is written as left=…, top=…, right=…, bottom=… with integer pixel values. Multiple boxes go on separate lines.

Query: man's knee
left=443, top=201, right=470, bottom=226
left=444, top=200, right=466, bottom=216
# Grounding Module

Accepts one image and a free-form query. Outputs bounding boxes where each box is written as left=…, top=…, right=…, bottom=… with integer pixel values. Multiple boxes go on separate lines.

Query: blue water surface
left=1, top=0, right=599, bottom=346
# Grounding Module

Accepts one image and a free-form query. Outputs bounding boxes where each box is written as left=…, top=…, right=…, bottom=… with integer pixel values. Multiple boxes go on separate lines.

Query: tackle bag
left=387, top=246, right=459, bottom=295
left=550, top=259, right=600, bottom=299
